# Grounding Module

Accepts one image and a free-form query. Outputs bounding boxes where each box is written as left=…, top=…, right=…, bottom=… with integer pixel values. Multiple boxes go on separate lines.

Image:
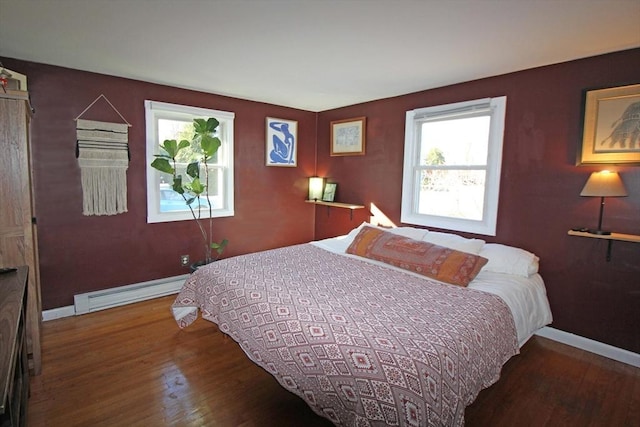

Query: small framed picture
left=330, top=117, right=366, bottom=156
left=577, top=83, right=640, bottom=165
left=322, top=183, right=337, bottom=202
left=266, top=117, right=297, bottom=167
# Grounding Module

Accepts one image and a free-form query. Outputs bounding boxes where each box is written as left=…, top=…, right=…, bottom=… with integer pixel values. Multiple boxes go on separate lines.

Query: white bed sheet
left=312, top=234, right=553, bottom=347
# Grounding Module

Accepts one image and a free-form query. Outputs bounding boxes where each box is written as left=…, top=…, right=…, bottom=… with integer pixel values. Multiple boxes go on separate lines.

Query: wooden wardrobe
left=0, top=90, right=42, bottom=375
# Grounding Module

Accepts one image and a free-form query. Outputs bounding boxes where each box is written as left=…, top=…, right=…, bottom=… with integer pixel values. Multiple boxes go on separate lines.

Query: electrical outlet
left=180, top=254, right=190, bottom=266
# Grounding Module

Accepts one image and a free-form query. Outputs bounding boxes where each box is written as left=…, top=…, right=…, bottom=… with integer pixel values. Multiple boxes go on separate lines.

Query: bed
left=172, top=223, right=552, bottom=426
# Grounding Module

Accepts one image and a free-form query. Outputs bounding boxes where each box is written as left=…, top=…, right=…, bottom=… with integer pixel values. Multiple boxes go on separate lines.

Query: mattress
left=171, top=235, right=553, bottom=425
left=312, top=235, right=552, bottom=347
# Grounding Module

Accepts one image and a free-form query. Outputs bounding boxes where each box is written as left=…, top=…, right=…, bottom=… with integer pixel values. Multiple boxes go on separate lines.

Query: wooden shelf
left=567, top=230, right=640, bottom=261
left=305, top=200, right=364, bottom=209
left=567, top=230, right=640, bottom=243
left=305, top=200, right=365, bottom=220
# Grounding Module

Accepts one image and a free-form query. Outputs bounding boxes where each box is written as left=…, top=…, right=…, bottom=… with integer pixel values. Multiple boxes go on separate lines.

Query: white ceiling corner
left=0, top=0, right=638, bottom=112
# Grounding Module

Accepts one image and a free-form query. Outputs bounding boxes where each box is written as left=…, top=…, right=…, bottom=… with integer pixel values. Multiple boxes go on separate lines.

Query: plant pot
left=189, top=259, right=218, bottom=273
left=189, top=260, right=207, bottom=273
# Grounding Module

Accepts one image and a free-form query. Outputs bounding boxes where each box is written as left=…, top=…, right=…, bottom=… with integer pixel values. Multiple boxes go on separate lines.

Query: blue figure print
left=269, top=121, right=295, bottom=165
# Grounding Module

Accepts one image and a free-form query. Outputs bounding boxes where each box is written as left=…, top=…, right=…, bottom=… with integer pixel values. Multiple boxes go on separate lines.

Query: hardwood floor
left=28, top=296, right=639, bottom=426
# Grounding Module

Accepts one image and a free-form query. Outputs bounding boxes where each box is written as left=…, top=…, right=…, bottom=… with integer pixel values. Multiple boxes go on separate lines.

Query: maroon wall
left=316, top=49, right=640, bottom=353
left=3, top=49, right=639, bottom=354
left=1, top=58, right=318, bottom=310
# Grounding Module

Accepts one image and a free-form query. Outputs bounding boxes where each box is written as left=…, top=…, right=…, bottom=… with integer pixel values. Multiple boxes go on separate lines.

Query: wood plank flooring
left=28, top=295, right=640, bottom=426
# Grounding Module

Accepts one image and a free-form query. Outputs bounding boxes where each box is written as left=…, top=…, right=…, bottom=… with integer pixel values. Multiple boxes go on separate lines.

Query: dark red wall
left=3, top=49, right=639, bottom=354
left=316, top=48, right=640, bottom=353
left=1, top=58, right=318, bottom=311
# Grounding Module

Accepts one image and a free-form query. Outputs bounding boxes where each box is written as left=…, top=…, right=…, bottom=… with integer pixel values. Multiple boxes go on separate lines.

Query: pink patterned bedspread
left=172, top=244, right=518, bottom=426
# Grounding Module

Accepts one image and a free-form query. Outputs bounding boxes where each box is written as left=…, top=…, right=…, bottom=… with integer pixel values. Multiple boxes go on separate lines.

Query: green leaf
left=160, top=139, right=178, bottom=158
left=178, top=139, right=191, bottom=150
left=150, top=158, right=174, bottom=174
left=186, top=161, right=200, bottom=179
left=193, top=118, right=207, bottom=133
left=201, top=135, right=221, bottom=157
left=211, top=239, right=229, bottom=254
left=188, top=178, right=206, bottom=195
left=206, top=117, right=219, bottom=132
left=172, top=176, right=184, bottom=194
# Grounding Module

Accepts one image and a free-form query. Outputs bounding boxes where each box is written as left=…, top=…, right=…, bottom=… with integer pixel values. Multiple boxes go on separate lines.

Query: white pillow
left=479, top=243, right=539, bottom=277
left=346, top=222, right=428, bottom=241
left=421, top=231, right=485, bottom=254
left=388, top=226, right=429, bottom=240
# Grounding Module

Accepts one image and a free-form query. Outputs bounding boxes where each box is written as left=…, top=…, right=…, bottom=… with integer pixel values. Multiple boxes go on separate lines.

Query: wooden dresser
left=0, top=91, right=42, bottom=375
left=0, top=266, right=29, bottom=427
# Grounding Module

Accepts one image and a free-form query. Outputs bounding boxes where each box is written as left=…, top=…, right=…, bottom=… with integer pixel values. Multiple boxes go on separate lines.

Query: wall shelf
left=567, top=230, right=640, bottom=261
left=305, top=200, right=365, bottom=220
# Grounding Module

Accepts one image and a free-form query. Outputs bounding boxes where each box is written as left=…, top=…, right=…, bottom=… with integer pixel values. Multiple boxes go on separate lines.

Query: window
left=401, top=97, right=506, bottom=236
left=145, top=100, right=234, bottom=223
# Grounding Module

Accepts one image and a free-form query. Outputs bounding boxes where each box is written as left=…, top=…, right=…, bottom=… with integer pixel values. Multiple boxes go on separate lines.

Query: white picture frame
left=266, top=117, right=297, bottom=167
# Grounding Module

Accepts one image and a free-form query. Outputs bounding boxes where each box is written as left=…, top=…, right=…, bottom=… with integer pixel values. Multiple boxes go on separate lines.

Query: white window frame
left=145, top=100, right=235, bottom=223
left=401, top=96, right=506, bottom=236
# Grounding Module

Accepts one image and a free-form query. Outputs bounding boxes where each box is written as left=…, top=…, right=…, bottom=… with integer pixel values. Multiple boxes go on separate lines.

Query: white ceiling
left=1, top=0, right=639, bottom=112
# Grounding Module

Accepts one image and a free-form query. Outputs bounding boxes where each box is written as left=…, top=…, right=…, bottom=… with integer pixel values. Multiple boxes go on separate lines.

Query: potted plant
left=150, top=118, right=228, bottom=268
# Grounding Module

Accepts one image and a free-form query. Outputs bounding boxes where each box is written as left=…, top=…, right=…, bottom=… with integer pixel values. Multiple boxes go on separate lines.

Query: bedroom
left=0, top=0, right=639, bottom=425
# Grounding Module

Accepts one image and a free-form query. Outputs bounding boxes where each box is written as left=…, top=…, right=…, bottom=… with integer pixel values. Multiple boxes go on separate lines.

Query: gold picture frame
left=330, top=117, right=366, bottom=156
left=577, top=83, right=640, bottom=165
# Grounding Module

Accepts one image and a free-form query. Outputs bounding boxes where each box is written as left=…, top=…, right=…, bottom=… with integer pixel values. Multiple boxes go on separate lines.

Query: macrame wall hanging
left=75, top=94, right=131, bottom=216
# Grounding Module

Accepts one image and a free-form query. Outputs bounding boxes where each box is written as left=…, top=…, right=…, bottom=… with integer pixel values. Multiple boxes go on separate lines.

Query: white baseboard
left=74, top=274, right=189, bottom=314
left=42, top=274, right=188, bottom=320
left=535, top=326, right=640, bottom=368
left=42, top=305, right=75, bottom=321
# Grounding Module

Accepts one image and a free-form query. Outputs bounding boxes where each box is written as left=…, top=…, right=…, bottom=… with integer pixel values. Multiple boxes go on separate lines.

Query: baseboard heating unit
left=74, top=274, right=189, bottom=315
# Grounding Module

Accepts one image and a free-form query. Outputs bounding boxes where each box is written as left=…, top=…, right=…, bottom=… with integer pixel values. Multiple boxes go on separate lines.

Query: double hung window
left=401, top=97, right=506, bottom=235
left=145, top=100, right=235, bottom=223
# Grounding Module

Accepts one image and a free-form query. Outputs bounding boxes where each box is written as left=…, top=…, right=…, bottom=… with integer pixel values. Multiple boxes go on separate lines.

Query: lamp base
left=587, top=229, right=611, bottom=236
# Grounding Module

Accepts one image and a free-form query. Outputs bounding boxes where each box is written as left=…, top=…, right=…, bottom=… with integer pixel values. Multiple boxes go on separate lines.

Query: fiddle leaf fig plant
left=151, top=118, right=228, bottom=265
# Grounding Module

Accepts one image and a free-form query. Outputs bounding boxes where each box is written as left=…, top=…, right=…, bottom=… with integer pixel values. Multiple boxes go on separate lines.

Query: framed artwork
left=266, top=117, right=297, bottom=167
left=322, top=183, right=337, bottom=202
left=330, top=117, right=366, bottom=156
left=577, top=83, right=640, bottom=165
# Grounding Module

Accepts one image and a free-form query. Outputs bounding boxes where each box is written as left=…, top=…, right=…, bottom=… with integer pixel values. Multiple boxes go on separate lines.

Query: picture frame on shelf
left=266, top=117, right=297, bottom=167
left=322, top=183, right=337, bottom=202
left=330, top=117, right=366, bottom=156
left=577, top=83, right=640, bottom=165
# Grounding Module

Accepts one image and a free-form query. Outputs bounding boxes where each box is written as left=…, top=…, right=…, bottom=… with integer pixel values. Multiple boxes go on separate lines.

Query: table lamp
left=579, top=170, right=628, bottom=235
left=308, top=177, right=324, bottom=201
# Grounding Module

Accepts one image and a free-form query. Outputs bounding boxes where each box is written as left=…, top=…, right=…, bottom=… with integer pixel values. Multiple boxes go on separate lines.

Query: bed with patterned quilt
left=172, top=223, right=552, bottom=426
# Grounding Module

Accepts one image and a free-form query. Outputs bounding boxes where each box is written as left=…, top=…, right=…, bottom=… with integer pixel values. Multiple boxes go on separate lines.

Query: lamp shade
left=580, top=171, right=628, bottom=197
left=308, top=177, right=324, bottom=200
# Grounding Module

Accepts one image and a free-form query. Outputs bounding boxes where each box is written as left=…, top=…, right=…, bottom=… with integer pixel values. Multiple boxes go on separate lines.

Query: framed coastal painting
left=330, top=117, right=366, bottom=156
left=577, top=83, right=640, bottom=165
left=266, top=117, right=297, bottom=167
